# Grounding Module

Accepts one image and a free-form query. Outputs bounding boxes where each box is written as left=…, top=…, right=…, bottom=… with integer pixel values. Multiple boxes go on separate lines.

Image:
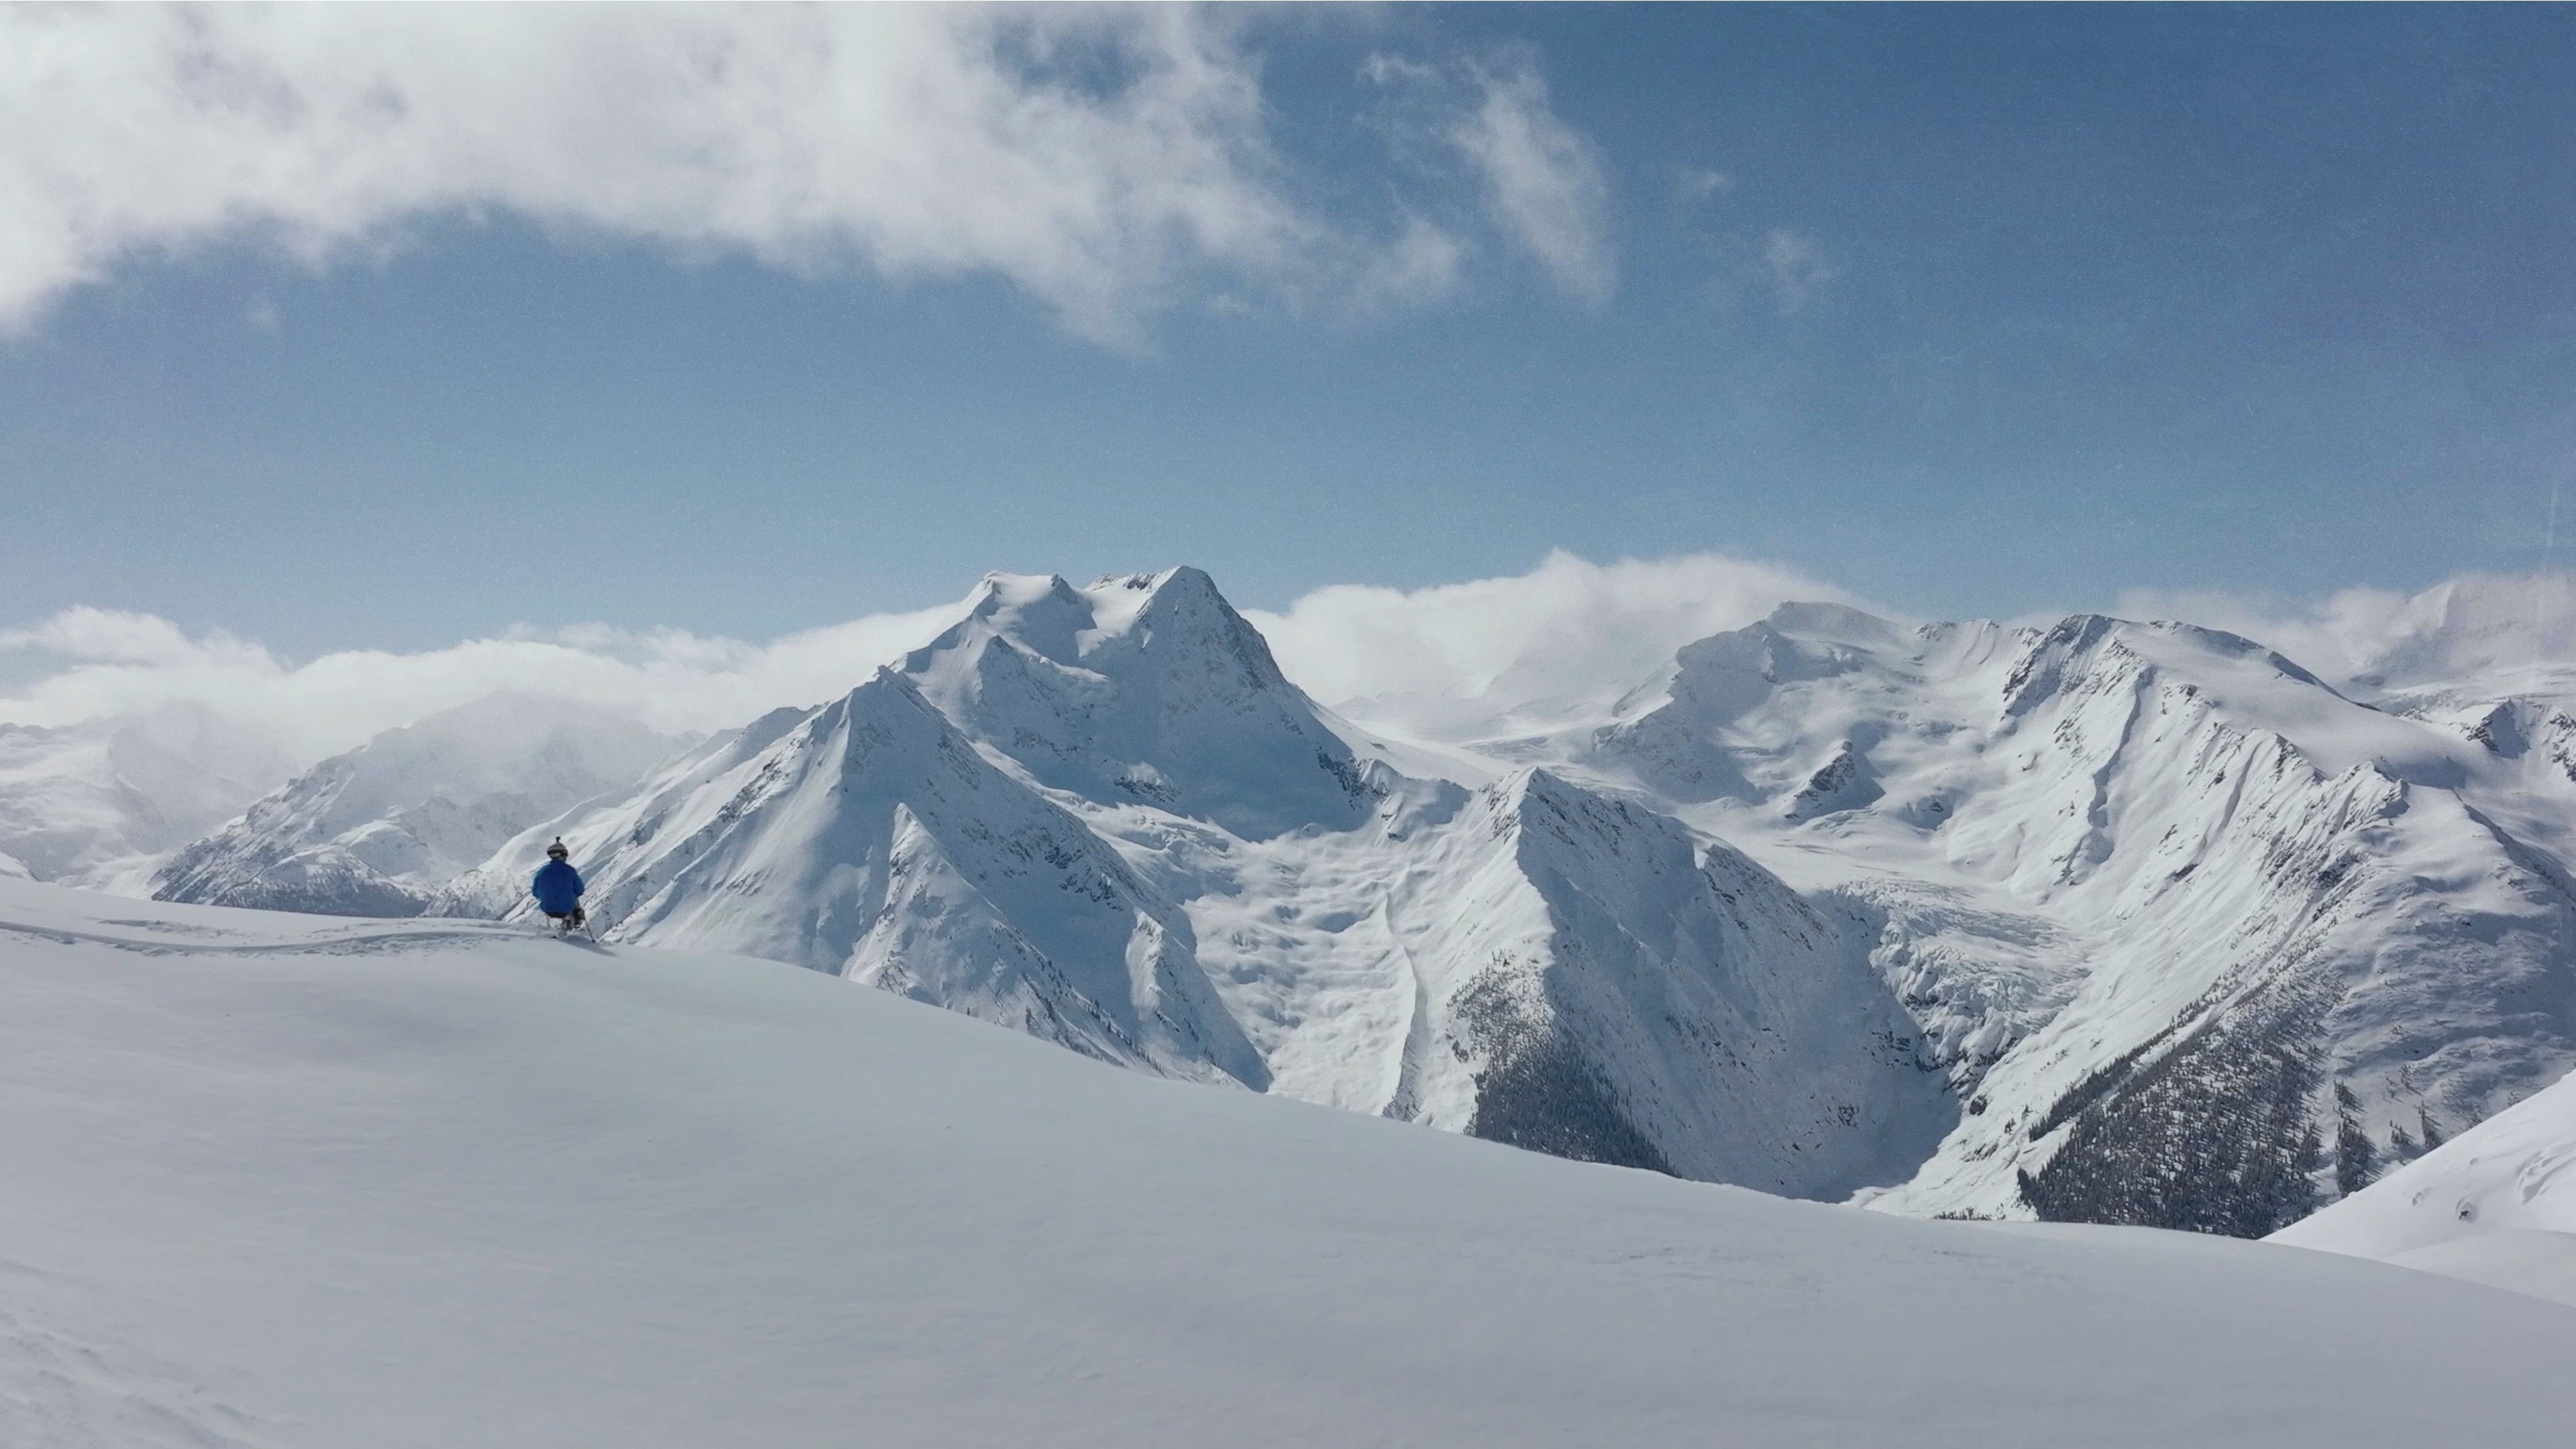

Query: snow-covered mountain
left=1388, top=600, right=2576, bottom=1232
left=0, top=702, right=290, bottom=892
left=87, top=568, right=2576, bottom=1233
left=9, top=875, right=2575, bottom=1448
left=450, top=667, right=1274, bottom=1087
left=441, top=570, right=1949, bottom=1198
left=2272, top=1063, right=2576, bottom=1307
left=152, top=693, right=683, bottom=916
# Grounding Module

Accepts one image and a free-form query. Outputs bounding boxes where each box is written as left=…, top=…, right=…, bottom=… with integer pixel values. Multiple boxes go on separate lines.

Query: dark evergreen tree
left=2019, top=990, right=2324, bottom=1237
left=2418, top=1106, right=2445, bottom=1151
left=2333, top=1082, right=2377, bottom=1196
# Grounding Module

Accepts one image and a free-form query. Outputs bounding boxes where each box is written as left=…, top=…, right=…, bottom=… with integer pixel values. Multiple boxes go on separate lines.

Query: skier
left=532, top=838, right=586, bottom=933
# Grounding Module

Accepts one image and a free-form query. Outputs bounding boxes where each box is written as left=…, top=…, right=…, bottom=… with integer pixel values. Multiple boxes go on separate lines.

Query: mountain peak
left=2002, top=612, right=2355, bottom=734
left=1762, top=601, right=1909, bottom=649
left=934, top=567, right=1273, bottom=680
left=897, top=566, right=1364, bottom=838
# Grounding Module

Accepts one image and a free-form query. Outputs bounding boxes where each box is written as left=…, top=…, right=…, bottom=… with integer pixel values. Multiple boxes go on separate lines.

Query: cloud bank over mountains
left=0, top=553, right=1839, bottom=766
left=1244, top=551, right=1856, bottom=735
left=0, top=599, right=965, bottom=765
left=0, top=6, right=1615, bottom=342
left=12, top=554, right=2576, bottom=779
left=2114, top=572, right=2576, bottom=695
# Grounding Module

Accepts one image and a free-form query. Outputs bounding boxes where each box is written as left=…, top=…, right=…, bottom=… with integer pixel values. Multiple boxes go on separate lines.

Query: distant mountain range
left=23, top=566, right=2575, bottom=1233
left=0, top=702, right=290, bottom=892
left=152, top=693, right=683, bottom=917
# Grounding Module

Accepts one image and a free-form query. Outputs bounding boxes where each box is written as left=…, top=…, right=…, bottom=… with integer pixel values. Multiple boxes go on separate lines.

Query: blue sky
left=5, top=4, right=2573, bottom=658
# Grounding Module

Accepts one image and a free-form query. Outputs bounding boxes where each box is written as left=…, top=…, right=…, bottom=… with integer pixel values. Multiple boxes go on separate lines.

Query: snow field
left=4, top=877, right=2575, bottom=1448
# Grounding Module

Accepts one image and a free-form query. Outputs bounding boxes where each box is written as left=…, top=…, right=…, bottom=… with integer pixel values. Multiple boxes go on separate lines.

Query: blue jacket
left=532, top=857, right=586, bottom=915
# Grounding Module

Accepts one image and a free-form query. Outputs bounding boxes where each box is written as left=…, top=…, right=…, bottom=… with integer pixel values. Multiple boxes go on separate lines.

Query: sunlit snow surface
left=3, top=876, right=2573, bottom=1448
left=2275, top=1071, right=2576, bottom=1306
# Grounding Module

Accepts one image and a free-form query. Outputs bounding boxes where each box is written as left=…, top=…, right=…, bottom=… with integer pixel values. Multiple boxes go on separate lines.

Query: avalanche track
left=3, top=878, right=2573, bottom=1448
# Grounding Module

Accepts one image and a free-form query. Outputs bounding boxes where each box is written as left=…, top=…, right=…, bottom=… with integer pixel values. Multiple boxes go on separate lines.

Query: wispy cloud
left=1245, top=551, right=1864, bottom=735
left=1674, top=166, right=1732, bottom=204
left=2116, top=572, right=2576, bottom=694
left=0, top=7, right=1505, bottom=345
left=1762, top=228, right=1834, bottom=315
left=1364, top=50, right=1615, bottom=305
left=1448, top=58, right=1616, bottom=305
left=0, top=599, right=969, bottom=765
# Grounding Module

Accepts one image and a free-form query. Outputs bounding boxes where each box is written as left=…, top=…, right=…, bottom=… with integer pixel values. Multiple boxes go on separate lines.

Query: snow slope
left=2273, top=1067, right=2576, bottom=1306
left=151, top=694, right=680, bottom=917
left=459, top=572, right=1952, bottom=1198
left=4, top=875, right=2573, bottom=1449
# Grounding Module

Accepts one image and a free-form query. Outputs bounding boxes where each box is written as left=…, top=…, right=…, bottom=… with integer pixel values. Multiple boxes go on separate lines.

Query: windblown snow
left=19, top=566, right=2576, bottom=1234
left=4, top=877, right=2572, bottom=1448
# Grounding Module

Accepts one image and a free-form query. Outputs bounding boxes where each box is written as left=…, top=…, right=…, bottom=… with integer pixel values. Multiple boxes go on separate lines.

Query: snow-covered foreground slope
left=5, top=877, right=2573, bottom=1449
left=152, top=694, right=681, bottom=916
left=2273, top=1068, right=2576, bottom=1307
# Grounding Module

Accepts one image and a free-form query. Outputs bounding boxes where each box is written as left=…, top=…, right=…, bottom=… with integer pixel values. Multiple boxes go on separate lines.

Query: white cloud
left=1675, top=167, right=1732, bottom=204
left=0, top=596, right=969, bottom=767
left=2117, top=572, right=2576, bottom=695
left=1762, top=228, right=1833, bottom=315
left=26, top=559, right=2576, bottom=793
left=0, top=606, right=269, bottom=670
left=1244, top=550, right=1865, bottom=739
left=1363, top=50, right=1615, bottom=305
left=0, top=553, right=1860, bottom=770
left=1448, top=58, right=1616, bottom=305
left=0, top=5, right=1495, bottom=343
